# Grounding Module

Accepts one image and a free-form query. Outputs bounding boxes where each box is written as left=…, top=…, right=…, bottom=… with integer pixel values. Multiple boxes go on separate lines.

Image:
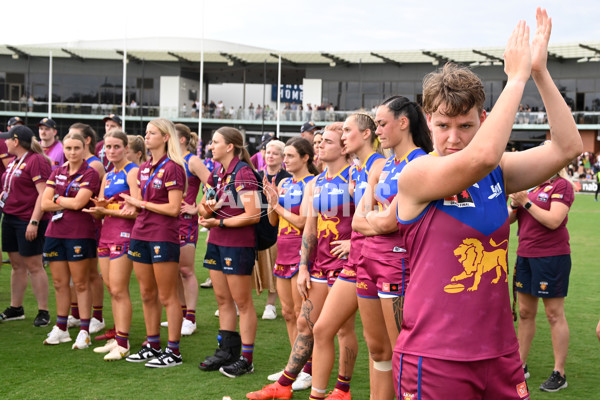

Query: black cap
left=0, top=125, right=34, bottom=144
left=300, top=121, right=318, bottom=133
left=103, top=114, right=122, bottom=125
left=38, top=118, right=57, bottom=129
left=259, top=132, right=275, bottom=149
left=7, top=116, right=25, bottom=128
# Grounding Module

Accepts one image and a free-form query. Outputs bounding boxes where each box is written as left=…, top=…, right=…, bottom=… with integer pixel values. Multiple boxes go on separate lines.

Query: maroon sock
left=70, top=303, right=80, bottom=319
left=56, top=315, right=68, bottom=331
left=181, top=305, right=187, bottom=318
left=277, top=370, right=297, bottom=387
left=185, top=309, right=196, bottom=324
left=302, top=357, right=313, bottom=375
left=334, top=375, right=351, bottom=392
left=79, top=318, right=90, bottom=333
left=115, top=331, right=129, bottom=348
left=92, top=306, right=103, bottom=321
left=147, top=334, right=161, bottom=350
left=241, top=343, right=254, bottom=364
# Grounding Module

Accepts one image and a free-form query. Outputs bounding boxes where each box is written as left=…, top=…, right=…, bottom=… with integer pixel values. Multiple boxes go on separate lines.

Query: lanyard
left=142, top=157, right=170, bottom=199
left=2, top=152, right=28, bottom=195
left=64, top=174, right=82, bottom=197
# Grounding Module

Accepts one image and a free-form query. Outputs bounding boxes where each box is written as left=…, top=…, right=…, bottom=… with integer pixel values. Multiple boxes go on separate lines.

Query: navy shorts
left=127, top=239, right=180, bottom=264
left=2, top=213, right=48, bottom=257
left=43, top=237, right=97, bottom=262
left=203, top=243, right=255, bottom=275
left=515, top=254, right=571, bottom=298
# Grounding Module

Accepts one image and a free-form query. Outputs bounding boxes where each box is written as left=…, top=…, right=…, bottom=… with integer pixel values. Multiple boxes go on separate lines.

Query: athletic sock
left=92, top=306, right=103, bottom=321
left=70, top=303, right=80, bottom=319
left=277, top=370, right=297, bottom=387
left=116, top=331, right=129, bottom=348
left=309, top=396, right=325, bottom=400
left=56, top=315, right=68, bottom=331
left=241, top=343, right=254, bottom=363
left=185, top=309, right=196, bottom=324
left=302, top=357, right=313, bottom=375
left=80, top=318, right=90, bottom=333
left=335, top=375, right=351, bottom=392
left=181, top=305, right=187, bottom=318
left=147, top=334, right=161, bottom=350
left=167, top=340, right=180, bottom=356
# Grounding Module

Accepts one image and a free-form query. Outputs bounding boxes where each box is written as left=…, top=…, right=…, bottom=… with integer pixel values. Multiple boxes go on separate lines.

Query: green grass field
left=0, top=193, right=598, bottom=399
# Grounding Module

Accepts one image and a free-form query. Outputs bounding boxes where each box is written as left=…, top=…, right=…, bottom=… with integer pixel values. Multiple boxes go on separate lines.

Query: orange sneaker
left=325, top=388, right=351, bottom=400
left=246, top=382, right=293, bottom=400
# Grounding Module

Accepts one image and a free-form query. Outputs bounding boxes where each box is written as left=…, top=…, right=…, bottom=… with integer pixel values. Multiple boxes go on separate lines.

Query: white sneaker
left=93, top=339, right=117, bottom=354
left=267, top=369, right=284, bottom=381
left=262, top=304, right=277, bottom=320
left=67, top=315, right=80, bottom=328
left=214, top=309, right=220, bottom=317
left=89, top=317, right=105, bottom=334
left=292, top=371, right=312, bottom=391
left=199, top=277, right=213, bottom=288
left=104, top=343, right=130, bottom=361
left=72, top=330, right=91, bottom=350
left=160, top=321, right=169, bottom=327
left=43, top=326, right=72, bottom=345
left=181, top=319, right=197, bottom=336
left=215, top=305, right=239, bottom=317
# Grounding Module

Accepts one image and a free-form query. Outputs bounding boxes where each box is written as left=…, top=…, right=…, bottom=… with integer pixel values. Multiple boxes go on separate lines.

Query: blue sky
left=4, top=0, right=599, bottom=51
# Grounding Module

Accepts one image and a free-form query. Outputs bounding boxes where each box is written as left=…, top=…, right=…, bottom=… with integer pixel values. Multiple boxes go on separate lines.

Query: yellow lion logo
left=317, top=214, right=340, bottom=240
left=451, top=238, right=508, bottom=291
left=278, top=216, right=301, bottom=236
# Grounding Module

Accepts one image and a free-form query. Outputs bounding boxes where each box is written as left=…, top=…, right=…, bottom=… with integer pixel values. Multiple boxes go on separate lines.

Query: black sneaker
left=125, top=343, right=162, bottom=363
left=540, top=370, right=567, bottom=392
left=523, top=364, right=530, bottom=379
left=0, top=306, right=25, bottom=321
left=145, top=347, right=182, bottom=368
left=34, top=310, right=51, bottom=327
left=219, top=356, right=254, bottom=378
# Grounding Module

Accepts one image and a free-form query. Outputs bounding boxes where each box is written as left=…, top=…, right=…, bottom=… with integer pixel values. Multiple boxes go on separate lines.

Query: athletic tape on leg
left=373, top=359, right=393, bottom=372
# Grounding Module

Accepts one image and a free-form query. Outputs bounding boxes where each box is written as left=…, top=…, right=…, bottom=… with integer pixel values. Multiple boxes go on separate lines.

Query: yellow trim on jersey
left=325, top=164, right=350, bottom=182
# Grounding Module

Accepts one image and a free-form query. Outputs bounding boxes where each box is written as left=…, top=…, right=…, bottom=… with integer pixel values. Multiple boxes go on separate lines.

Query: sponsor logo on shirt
left=165, top=181, right=177, bottom=187
left=444, top=189, right=475, bottom=208
left=537, top=192, right=549, bottom=202
left=152, top=179, right=162, bottom=189
left=120, top=232, right=130, bottom=238
left=487, top=182, right=503, bottom=199
left=551, top=194, right=564, bottom=199
left=392, top=246, right=406, bottom=253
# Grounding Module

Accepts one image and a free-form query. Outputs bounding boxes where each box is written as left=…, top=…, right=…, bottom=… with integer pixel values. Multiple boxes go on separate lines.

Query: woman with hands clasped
left=83, top=129, right=140, bottom=361
left=509, top=164, right=575, bottom=392
left=247, top=122, right=355, bottom=400
left=366, top=9, right=582, bottom=398
left=120, top=118, right=187, bottom=368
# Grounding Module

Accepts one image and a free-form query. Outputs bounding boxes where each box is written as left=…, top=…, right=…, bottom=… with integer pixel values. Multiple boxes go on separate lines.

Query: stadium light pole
left=277, top=55, right=281, bottom=137
left=48, top=51, right=53, bottom=118
left=122, top=42, right=127, bottom=131
left=198, top=0, right=205, bottom=151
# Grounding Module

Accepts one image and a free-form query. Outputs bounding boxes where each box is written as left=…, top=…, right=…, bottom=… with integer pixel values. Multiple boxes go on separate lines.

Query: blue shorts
left=43, top=237, right=97, bottom=262
left=2, top=213, right=49, bottom=257
left=127, top=239, right=180, bottom=264
left=203, top=243, right=255, bottom=275
left=515, top=254, right=571, bottom=298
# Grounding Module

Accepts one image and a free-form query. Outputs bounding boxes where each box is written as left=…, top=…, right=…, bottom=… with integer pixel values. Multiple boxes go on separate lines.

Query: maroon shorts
left=310, top=267, right=342, bottom=287
left=179, top=216, right=199, bottom=246
left=98, top=241, right=129, bottom=260
left=357, top=256, right=409, bottom=299
left=338, top=260, right=358, bottom=284
left=394, top=349, right=529, bottom=400
left=273, top=263, right=299, bottom=279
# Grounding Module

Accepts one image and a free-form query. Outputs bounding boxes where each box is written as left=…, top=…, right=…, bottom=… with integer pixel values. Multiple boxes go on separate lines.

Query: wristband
left=524, top=201, right=533, bottom=210
left=509, top=203, right=518, bottom=210
left=29, top=220, right=39, bottom=226
left=219, top=219, right=225, bottom=228
left=53, top=194, right=60, bottom=204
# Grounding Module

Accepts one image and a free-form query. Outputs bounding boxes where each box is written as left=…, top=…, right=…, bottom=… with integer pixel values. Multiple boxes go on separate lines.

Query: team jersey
left=275, top=174, right=314, bottom=265
left=43, top=141, right=64, bottom=171
left=516, top=176, right=574, bottom=257
left=348, top=152, right=384, bottom=265
left=100, top=162, right=137, bottom=243
left=312, top=164, right=355, bottom=271
left=396, top=166, right=518, bottom=362
left=362, top=148, right=427, bottom=258
left=179, top=152, right=202, bottom=225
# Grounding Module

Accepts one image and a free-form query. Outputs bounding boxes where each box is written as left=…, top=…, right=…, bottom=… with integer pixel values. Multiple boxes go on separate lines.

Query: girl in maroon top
left=198, top=127, right=261, bottom=378
left=41, top=131, right=100, bottom=350
left=0, top=125, right=52, bottom=327
left=174, top=124, right=209, bottom=336
left=121, top=118, right=186, bottom=368
left=83, top=130, right=140, bottom=360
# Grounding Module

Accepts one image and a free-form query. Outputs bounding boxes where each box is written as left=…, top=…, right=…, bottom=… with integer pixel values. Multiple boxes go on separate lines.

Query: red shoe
left=326, top=389, right=351, bottom=400
left=246, top=382, right=293, bottom=399
left=94, top=327, right=116, bottom=341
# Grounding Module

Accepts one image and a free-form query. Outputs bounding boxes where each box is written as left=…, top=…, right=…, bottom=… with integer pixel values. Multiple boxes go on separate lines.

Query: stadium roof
left=2, top=38, right=600, bottom=65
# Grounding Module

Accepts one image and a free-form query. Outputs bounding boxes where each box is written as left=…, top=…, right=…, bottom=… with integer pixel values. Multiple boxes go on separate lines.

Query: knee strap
left=373, top=359, right=393, bottom=372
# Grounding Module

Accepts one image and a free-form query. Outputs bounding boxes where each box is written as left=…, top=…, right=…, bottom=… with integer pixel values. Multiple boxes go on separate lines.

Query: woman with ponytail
left=120, top=118, right=186, bottom=368
left=198, top=127, right=261, bottom=378
left=0, top=126, right=52, bottom=327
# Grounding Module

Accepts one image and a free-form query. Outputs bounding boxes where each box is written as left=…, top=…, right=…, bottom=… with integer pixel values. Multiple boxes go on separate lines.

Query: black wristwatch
left=53, top=194, right=60, bottom=203
left=219, top=219, right=225, bottom=228
left=524, top=201, right=533, bottom=210
left=509, top=203, right=518, bottom=210
left=29, top=220, right=39, bottom=226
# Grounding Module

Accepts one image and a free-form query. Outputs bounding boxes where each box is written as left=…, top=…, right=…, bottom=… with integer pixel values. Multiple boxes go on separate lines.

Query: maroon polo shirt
left=131, top=154, right=186, bottom=244
left=0, top=139, right=11, bottom=176
left=207, top=156, right=258, bottom=248
left=45, top=160, right=100, bottom=239
left=1, top=153, right=51, bottom=221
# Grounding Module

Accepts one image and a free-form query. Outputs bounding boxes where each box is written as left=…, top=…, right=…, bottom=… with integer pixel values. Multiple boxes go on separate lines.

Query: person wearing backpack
left=198, top=127, right=261, bottom=378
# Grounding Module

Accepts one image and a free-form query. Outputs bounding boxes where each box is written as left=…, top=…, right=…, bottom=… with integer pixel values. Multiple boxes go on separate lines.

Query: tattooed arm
left=298, top=179, right=317, bottom=300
